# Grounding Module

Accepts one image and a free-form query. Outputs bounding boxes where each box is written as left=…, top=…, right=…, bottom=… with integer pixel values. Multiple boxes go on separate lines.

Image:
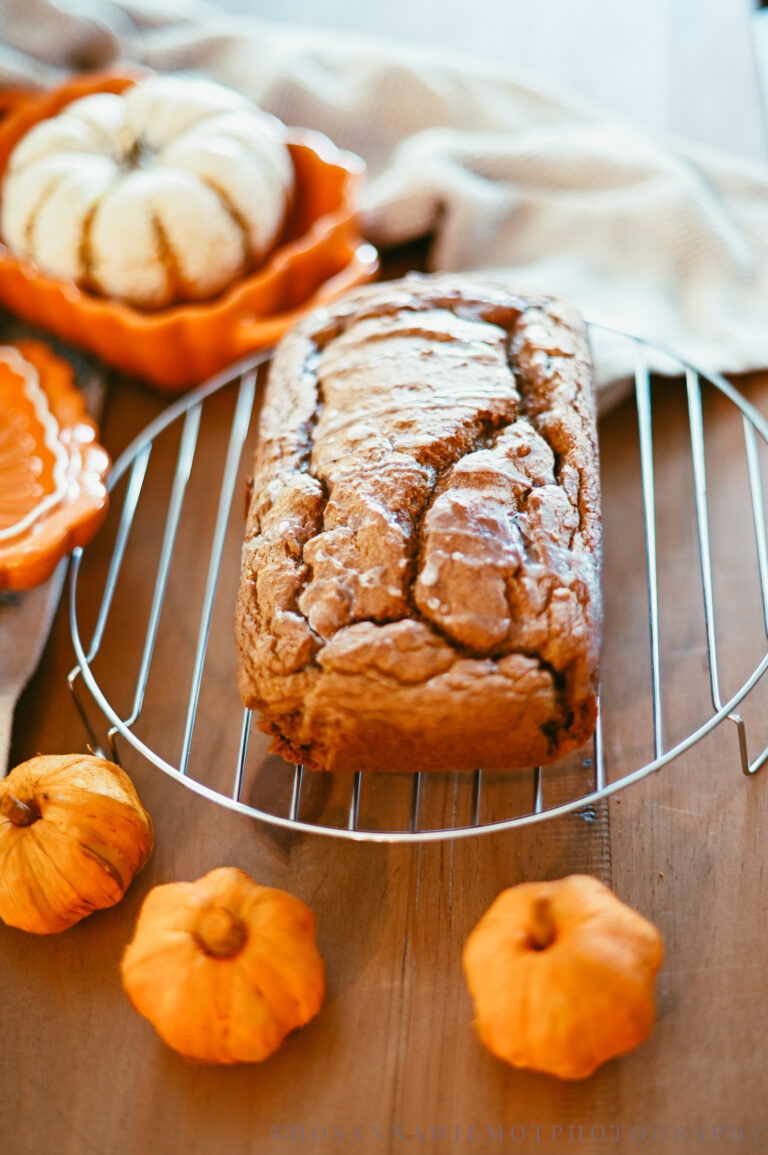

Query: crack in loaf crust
left=235, top=274, right=601, bottom=772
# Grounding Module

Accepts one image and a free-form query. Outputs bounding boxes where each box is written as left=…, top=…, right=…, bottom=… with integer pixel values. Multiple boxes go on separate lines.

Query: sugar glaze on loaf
left=235, top=275, right=601, bottom=772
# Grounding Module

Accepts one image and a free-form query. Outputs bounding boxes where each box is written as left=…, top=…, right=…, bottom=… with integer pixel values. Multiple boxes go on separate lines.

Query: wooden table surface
left=3, top=1, right=768, bottom=1152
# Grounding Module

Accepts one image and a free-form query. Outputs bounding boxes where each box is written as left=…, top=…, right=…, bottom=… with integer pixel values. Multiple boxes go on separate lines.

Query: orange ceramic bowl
left=0, top=71, right=378, bottom=391
left=0, top=89, right=34, bottom=121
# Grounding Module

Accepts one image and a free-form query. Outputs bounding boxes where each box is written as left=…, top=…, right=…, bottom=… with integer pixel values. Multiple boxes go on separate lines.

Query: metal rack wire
left=68, top=323, right=768, bottom=842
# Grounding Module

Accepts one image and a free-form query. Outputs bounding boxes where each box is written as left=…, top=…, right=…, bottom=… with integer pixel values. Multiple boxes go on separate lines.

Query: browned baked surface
left=235, top=274, right=601, bottom=772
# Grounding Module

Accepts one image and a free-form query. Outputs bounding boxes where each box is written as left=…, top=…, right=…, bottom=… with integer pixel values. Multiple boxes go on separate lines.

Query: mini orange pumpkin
left=462, top=874, right=664, bottom=1080
left=0, top=754, right=153, bottom=933
left=120, top=866, right=325, bottom=1063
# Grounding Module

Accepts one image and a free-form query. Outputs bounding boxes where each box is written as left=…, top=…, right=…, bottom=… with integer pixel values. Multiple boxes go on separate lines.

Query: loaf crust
left=235, top=274, right=601, bottom=772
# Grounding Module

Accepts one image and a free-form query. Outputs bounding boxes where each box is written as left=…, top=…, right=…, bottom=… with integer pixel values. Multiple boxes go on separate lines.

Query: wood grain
left=5, top=353, right=768, bottom=1155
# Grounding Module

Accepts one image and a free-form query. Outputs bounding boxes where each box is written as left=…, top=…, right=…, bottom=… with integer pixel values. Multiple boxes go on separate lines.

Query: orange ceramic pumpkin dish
left=1, top=74, right=295, bottom=309
left=0, top=339, right=110, bottom=591
left=0, top=70, right=377, bottom=389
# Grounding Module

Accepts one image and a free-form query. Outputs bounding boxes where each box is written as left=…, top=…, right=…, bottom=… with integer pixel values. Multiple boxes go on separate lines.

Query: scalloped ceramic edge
left=0, top=89, right=34, bottom=122
left=0, top=340, right=110, bottom=592
left=0, top=70, right=379, bottom=390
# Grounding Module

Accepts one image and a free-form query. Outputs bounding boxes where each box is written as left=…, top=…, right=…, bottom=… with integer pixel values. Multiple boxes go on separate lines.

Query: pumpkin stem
left=529, top=895, right=556, bottom=951
left=195, top=906, right=247, bottom=958
left=0, top=793, right=41, bottom=826
left=123, top=137, right=154, bottom=172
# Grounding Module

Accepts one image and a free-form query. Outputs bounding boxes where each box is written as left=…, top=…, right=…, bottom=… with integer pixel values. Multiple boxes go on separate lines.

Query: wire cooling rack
left=68, top=323, right=768, bottom=842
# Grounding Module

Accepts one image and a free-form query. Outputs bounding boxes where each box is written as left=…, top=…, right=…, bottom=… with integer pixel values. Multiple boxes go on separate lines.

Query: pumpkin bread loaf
left=235, top=274, right=601, bottom=772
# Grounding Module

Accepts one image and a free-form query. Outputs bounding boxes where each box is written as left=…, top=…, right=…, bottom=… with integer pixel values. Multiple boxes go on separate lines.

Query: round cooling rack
left=68, top=324, right=768, bottom=842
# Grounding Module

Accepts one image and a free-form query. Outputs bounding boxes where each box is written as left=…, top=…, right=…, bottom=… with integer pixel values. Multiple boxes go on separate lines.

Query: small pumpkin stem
left=529, top=895, right=556, bottom=951
left=195, top=906, right=247, bottom=958
left=0, top=793, right=41, bottom=826
left=124, top=138, right=151, bottom=170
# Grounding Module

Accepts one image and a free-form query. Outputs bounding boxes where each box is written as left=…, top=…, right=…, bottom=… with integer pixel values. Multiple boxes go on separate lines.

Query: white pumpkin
left=1, top=76, right=294, bottom=309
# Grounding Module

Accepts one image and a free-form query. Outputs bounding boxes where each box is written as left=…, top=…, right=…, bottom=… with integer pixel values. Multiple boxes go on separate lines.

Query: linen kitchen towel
left=2, top=0, right=767, bottom=381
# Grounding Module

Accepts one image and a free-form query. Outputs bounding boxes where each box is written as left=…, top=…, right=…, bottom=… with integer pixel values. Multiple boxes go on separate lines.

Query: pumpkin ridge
left=568, top=929, right=664, bottom=983
left=16, top=827, right=96, bottom=927
left=122, top=936, right=198, bottom=981
left=28, top=820, right=120, bottom=902
left=77, top=840, right=129, bottom=888
left=57, top=760, right=146, bottom=803
left=78, top=187, right=112, bottom=294
left=23, top=169, right=69, bottom=257
left=150, top=932, right=198, bottom=958
left=150, top=209, right=185, bottom=301
left=197, top=175, right=253, bottom=271
left=226, top=958, right=305, bottom=1043
left=134, top=811, right=154, bottom=870
left=240, top=931, right=324, bottom=1026
left=153, top=102, right=232, bottom=147
left=37, top=794, right=147, bottom=832
left=236, top=934, right=321, bottom=1028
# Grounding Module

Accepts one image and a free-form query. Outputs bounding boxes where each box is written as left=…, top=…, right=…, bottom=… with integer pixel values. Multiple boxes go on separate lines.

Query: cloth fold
left=0, top=562, right=66, bottom=772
